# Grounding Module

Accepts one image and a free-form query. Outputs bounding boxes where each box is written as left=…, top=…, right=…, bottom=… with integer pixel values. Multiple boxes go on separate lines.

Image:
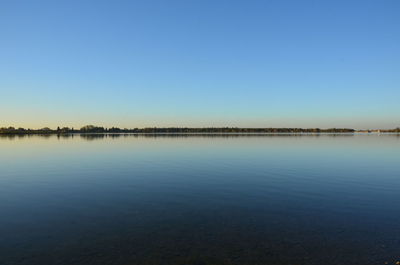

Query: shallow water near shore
left=0, top=134, right=399, bottom=265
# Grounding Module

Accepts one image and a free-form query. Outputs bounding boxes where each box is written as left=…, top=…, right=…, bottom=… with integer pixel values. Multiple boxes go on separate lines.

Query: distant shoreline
left=1, top=125, right=399, bottom=135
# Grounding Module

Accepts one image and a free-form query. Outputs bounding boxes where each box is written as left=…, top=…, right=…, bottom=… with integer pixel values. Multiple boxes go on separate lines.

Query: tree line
left=3, top=125, right=396, bottom=134
left=1, top=125, right=400, bottom=134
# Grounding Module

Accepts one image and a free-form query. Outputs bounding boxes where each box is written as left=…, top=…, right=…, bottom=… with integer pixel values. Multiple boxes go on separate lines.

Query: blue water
left=0, top=134, right=399, bottom=265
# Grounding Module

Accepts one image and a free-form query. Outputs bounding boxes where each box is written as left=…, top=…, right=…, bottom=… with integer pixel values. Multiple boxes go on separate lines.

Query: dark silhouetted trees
left=2, top=125, right=400, bottom=135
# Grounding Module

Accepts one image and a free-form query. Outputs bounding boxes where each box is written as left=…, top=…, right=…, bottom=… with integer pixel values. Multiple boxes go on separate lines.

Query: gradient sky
left=1, top=0, right=399, bottom=129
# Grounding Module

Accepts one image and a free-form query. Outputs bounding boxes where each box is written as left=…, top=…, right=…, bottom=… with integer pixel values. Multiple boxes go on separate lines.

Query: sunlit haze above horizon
left=1, top=0, right=399, bottom=129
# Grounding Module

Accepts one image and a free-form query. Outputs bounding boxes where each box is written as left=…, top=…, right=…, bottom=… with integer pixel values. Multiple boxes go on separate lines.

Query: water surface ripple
left=0, top=134, right=399, bottom=265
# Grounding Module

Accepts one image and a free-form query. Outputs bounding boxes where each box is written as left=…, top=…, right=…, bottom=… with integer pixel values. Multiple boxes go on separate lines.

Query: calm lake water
left=0, top=134, right=399, bottom=265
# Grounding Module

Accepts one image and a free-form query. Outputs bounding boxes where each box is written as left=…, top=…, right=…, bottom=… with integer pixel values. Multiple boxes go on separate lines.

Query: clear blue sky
left=1, top=0, right=399, bottom=129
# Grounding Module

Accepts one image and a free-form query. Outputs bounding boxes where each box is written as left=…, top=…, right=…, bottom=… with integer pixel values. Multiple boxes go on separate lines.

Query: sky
left=0, top=0, right=399, bottom=129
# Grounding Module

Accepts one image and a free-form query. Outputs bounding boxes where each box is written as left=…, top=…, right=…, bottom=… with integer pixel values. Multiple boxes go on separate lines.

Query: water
left=0, top=134, right=399, bottom=265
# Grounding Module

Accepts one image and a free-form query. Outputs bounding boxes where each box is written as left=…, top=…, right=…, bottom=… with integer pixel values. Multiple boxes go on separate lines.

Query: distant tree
left=80, top=125, right=105, bottom=133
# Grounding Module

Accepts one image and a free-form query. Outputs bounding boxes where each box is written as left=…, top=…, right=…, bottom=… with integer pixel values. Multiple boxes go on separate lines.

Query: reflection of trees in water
left=2, top=132, right=400, bottom=141
left=80, top=134, right=106, bottom=141
left=0, top=134, right=54, bottom=140
left=79, top=134, right=138, bottom=140
left=56, top=134, right=75, bottom=140
left=0, top=133, right=359, bottom=141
